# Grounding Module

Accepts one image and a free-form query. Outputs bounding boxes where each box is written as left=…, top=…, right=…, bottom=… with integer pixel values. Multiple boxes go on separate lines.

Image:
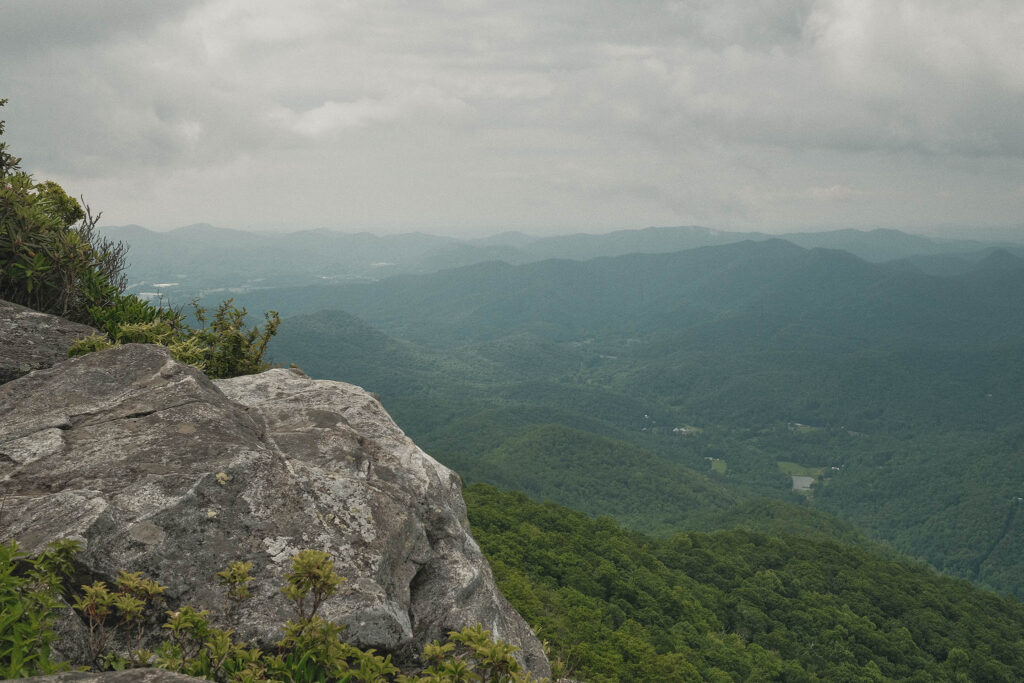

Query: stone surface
left=0, top=343, right=549, bottom=677
left=0, top=299, right=98, bottom=385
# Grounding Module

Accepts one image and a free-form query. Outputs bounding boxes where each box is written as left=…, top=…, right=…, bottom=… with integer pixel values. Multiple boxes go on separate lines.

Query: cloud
left=807, top=185, right=869, bottom=201
left=1, top=0, right=1023, bottom=233
left=0, top=0, right=202, bottom=53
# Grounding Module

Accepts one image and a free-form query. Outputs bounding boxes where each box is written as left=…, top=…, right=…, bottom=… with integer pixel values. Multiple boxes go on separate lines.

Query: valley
left=158, top=228, right=1024, bottom=600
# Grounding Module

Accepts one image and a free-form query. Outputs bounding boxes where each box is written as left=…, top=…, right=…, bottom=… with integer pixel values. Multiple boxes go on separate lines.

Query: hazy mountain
left=237, top=238, right=1024, bottom=352
left=483, top=225, right=998, bottom=263
left=258, top=239, right=1024, bottom=597
left=104, top=223, right=1016, bottom=303
left=104, top=223, right=1024, bottom=596
left=102, top=224, right=462, bottom=299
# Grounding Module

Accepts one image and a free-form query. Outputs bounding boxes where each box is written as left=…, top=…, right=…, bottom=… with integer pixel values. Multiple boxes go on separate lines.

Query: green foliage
left=443, top=423, right=736, bottom=533
left=87, top=291, right=184, bottom=340
left=0, top=100, right=127, bottom=321
left=190, top=299, right=282, bottom=379
left=1, top=102, right=278, bottom=380
left=216, top=561, right=254, bottom=605
left=0, top=539, right=80, bottom=678
left=72, top=570, right=168, bottom=668
left=280, top=549, right=345, bottom=624
left=418, top=623, right=534, bottom=683
left=0, top=542, right=542, bottom=682
left=67, top=297, right=281, bottom=379
left=466, top=484, right=1024, bottom=682
left=0, top=173, right=126, bottom=321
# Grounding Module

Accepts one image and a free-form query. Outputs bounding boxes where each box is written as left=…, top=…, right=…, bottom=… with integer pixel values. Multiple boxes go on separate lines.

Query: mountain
left=258, top=240, right=1024, bottom=597
left=510, top=225, right=1000, bottom=263
left=778, top=227, right=991, bottom=262
left=240, top=239, right=1024, bottom=352
left=103, top=223, right=1017, bottom=304
left=102, top=224, right=463, bottom=299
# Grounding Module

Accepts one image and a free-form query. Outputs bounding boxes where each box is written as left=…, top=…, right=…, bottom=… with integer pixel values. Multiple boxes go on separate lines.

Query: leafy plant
left=280, top=550, right=344, bottom=625
left=87, top=292, right=185, bottom=341
left=418, top=623, right=535, bottom=683
left=0, top=539, right=80, bottom=679
left=1, top=101, right=127, bottom=321
left=23, top=546, right=547, bottom=682
left=72, top=571, right=167, bottom=668
left=190, top=299, right=281, bottom=379
left=1, top=101, right=279, bottom=380
left=67, top=297, right=280, bottom=379
left=216, top=561, right=254, bottom=612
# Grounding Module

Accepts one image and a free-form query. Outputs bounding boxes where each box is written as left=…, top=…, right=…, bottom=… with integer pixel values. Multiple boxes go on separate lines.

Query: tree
left=0, top=99, right=127, bottom=320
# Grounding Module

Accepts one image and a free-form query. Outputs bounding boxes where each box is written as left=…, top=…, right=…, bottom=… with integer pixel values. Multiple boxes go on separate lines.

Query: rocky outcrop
left=0, top=299, right=97, bottom=384
left=0, top=340, right=549, bottom=677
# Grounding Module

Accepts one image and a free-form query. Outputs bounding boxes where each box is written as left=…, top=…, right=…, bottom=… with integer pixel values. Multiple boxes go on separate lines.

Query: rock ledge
left=0, top=299, right=97, bottom=384
left=0, top=341, right=548, bottom=677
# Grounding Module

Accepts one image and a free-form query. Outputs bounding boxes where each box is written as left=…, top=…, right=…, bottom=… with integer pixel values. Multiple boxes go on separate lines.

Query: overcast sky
left=2, top=0, right=1023, bottom=237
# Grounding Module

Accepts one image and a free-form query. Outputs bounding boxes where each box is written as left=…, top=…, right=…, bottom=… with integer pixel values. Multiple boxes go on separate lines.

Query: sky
left=2, top=0, right=1024, bottom=238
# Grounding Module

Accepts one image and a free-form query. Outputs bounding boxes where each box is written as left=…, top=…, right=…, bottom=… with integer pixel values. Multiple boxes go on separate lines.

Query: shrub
left=2, top=100, right=279, bottom=379
left=189, top=300, right=281, bottom=379
left=1, top=100, right=127, bottom=322
left=0, top=539, right=80, bottom=678
left=68, top=298, right=281, bottom=379
left=0, top=539, right=545, bottom=682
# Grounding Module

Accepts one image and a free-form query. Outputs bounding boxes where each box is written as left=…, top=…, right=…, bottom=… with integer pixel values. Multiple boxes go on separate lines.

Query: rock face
left=0, top=342, right=549, bottom=677
left=0, top=299, right=97, bottom=384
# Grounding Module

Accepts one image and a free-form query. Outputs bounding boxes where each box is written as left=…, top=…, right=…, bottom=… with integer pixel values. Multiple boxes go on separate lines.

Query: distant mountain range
left=222, top=238, right=1024, bottom=352
left=101, top=223, right=1023, bottom=301
left=104, top=224, right=1024, bottom=597
left=234, top=238, right=1024, bottom=597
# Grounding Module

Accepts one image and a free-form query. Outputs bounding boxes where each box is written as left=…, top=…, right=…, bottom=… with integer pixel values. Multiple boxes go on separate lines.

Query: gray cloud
left=2, top=0, right=1023, bottom=234
left=0, top=1, right=202, bottom=54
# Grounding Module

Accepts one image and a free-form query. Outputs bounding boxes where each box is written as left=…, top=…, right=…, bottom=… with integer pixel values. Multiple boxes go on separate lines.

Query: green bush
left=2, top=100, right=280, bottom=379
left=68, top=298, right=281, bottom=379
left=2, top=540, right=544, bottom=682
left=1, top=100, right=127, bottom=322
left=0, top=539, right=80, bottom=678
left=189, top=300, right=281, bottom=379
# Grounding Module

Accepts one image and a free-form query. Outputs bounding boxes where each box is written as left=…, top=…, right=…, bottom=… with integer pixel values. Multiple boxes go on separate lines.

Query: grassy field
left=777, top=460, right=824, bottom=477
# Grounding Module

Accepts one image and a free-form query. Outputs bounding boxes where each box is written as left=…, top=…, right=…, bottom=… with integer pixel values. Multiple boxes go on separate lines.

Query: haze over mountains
left=103, top=223, right=1024, bottom=301
left=104, top=222, right=1024, bottom=603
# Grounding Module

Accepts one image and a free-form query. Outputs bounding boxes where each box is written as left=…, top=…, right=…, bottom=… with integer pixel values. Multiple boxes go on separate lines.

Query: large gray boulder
left=0, top=343, right=549, bottom=677
left=0, top=299, right=97, bottom=384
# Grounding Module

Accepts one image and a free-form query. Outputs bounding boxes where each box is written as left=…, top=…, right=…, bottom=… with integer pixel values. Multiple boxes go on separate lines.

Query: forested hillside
left=258, top=240, right=1024, bottom=597
left=466, top=485, right=1024, bottom=682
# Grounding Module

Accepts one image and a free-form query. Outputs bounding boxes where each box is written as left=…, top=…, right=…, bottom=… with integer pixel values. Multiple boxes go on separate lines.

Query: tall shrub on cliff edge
left=1, top=100, right=279, bottom=378
left=0, top=99, right=128, bottom=321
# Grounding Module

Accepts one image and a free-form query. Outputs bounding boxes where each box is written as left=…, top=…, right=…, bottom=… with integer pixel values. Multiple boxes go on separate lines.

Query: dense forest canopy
left=466, top=485, right=1024, bottom=682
